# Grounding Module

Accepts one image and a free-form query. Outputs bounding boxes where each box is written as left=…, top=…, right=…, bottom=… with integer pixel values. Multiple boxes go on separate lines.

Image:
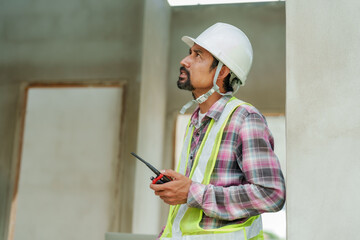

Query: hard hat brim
left=182, top=36, right=220, bottom=63
left=182, top=36, right=196, bottom=48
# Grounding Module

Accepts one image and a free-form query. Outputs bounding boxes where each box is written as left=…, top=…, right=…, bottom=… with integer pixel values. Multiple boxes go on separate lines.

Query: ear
left=215, top=66, right=231, bottom=93
left=217, top=66, right=231, bottom=80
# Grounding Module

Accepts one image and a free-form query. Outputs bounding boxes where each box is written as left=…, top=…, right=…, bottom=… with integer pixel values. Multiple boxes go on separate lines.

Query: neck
left=197, top=92, right=222, bottom=113
left=192, top=78, right=226, bottom=114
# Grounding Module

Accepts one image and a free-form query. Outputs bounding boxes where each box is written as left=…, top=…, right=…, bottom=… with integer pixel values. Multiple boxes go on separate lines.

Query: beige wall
left=286, top=0, right=360, bottom=239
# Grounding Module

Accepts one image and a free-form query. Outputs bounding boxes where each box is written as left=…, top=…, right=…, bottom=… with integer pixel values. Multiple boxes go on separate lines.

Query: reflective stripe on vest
left=160, top=98, right=264, bottom=240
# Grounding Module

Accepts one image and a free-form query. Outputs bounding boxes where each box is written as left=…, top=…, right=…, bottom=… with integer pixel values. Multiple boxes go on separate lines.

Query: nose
left=180, top=55, right=190, bottom=68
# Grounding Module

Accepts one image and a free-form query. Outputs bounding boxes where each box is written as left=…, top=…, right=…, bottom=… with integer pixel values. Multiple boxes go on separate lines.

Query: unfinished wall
left=0, top=0, right=144, bottom=238
left=132, top=0, right=171, bottom=235
left=286, top=0, right=360, bottom=239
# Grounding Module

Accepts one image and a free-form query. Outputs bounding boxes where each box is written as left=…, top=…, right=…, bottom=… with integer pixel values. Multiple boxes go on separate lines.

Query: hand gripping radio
left=131, top=152, right=172, bottom=184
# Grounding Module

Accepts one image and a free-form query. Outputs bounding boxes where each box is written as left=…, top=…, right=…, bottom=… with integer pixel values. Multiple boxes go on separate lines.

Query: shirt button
left=190, top=155, right=193, bottom=160
left=196, top=132, right=200, bottom=137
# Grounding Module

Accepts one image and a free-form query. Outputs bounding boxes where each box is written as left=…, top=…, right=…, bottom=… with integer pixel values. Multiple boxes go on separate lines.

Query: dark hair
left=210, top=57, right=233, bottom=92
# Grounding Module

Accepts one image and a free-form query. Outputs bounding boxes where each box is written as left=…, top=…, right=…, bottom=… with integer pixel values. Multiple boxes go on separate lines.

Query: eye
left=189, top=49, right=201, bottom=58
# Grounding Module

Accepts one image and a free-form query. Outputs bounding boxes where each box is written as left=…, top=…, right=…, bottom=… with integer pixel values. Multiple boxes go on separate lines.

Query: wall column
left=286, top=0, right=360, bottom=239
left=133, top=0, right=171, bottom=234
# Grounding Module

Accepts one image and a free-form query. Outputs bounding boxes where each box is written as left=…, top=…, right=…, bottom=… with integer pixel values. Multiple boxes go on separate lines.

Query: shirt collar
left=190, top=95, right=232, bottom=127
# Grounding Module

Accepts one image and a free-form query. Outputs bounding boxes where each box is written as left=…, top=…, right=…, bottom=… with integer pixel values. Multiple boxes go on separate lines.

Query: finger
left=160, top=197, right=177, bottom=205
left=162, top=169, right=183, bottom=179
left=160, top=196, right=174, bottom=204
left=150, top=183, right=166, bottom=191
left=154, top=189, right=166, bottom=196
left=149, top=183, right=157, bottom=190
left=160, top=197, right=169, bottom=204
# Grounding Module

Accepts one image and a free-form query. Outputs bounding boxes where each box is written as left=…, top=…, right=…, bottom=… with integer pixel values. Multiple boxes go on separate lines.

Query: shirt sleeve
left=186, top=112, right=286, bottom=221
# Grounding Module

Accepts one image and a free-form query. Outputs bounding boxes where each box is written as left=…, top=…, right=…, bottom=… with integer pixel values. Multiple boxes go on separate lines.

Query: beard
left=177, top=66, right=194, bottom=91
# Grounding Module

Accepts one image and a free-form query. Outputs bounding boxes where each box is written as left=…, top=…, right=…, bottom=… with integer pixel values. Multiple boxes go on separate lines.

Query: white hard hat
left=182, top=22, right=253, bottom=86
left=179, top=23, right=253, bottom=114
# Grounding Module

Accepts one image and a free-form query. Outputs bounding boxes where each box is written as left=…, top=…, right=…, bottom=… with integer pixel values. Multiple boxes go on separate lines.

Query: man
left=150, top=22, right=286, bottom=240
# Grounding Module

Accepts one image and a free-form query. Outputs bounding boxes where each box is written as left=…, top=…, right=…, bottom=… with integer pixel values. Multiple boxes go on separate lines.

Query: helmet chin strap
left=180, top=62, right=235, bottom=114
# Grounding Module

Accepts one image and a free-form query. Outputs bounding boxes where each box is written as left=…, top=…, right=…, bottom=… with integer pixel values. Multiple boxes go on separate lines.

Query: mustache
left=179, top=66, right=190, bottom=77
left=177, top=66, right=194, bottom=91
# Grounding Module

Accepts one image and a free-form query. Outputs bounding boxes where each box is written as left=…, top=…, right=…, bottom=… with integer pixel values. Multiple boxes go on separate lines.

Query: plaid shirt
left=186, top=95, right=286, bottom=229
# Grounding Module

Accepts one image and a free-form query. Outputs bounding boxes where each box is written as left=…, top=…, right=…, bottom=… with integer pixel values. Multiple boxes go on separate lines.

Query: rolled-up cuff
left=187, top=181, right=206, bottom=209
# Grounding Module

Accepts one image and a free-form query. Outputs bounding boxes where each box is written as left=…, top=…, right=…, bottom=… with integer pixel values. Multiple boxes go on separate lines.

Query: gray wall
left=286, top=0, right=360, bottom=239
left=0, top=0, right=144, bottom=237
left=4, top=1, right=358, bottom=239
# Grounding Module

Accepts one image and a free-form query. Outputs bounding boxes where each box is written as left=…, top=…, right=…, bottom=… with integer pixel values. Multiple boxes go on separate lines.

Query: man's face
left=177, top=44, right=216, bottom=95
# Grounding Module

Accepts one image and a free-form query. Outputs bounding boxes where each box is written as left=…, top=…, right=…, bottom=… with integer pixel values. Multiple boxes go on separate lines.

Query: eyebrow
left=189, top=48, right=203, bottom=55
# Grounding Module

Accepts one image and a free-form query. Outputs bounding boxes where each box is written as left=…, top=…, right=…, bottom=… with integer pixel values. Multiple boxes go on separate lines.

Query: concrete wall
left=4, top=0, right=359, bottom=238
left=0, top=0, right=145, bottom=238
left=286, top=0, right=360, bottom=239
left=132, top=0, right=171, bottom=235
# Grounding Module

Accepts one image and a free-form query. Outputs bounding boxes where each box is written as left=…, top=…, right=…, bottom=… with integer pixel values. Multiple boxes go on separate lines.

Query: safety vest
left=160, top=97, right=264, bottom=240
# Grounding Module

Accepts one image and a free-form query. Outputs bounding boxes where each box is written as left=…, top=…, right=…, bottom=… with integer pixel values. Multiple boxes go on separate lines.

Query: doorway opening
left=8, top=82, right=125, bottom=240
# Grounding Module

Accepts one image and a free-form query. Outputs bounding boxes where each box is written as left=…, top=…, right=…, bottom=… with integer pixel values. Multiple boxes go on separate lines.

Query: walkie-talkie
left=131, top=152, right=172, bottom=184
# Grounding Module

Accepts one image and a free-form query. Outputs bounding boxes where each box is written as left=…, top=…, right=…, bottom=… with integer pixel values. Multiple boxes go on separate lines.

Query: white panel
left=167, top=0, right=283, bottom=6
left=174, top=114, right=191, bottom=169
left=262, top=115, right=286, bottom=239
left=265, top=115, right=286, bottom=178
left=15, top=87, right=123, bottom=240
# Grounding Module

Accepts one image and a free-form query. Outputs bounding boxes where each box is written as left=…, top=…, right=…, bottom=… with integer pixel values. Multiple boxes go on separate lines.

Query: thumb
left=162, top=169, right=183, bottom=179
